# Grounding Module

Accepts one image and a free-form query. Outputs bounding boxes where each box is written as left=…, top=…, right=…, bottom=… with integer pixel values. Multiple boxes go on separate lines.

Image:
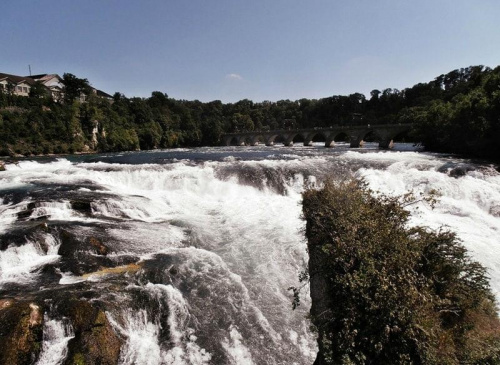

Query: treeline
left=1, top=65, right=499, bottom=159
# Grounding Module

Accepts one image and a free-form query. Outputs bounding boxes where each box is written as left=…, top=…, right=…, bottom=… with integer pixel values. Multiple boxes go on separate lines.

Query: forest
left=0, top=65, right=499, bottom=160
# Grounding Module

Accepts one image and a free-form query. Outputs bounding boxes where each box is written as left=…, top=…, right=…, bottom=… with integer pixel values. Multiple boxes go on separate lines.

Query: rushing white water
left=0, top=146, right=499, bottom=364
left=0, top=234, right=60, bottom=286
left=350, top=151, right=500, bottom=298
left=109, top=283, right=212, bottom=365
left=36, top=316, right=74, bottom=365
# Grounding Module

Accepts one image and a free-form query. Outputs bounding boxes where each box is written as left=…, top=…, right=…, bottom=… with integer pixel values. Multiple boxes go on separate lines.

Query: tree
left=231, top=113, right=254, bottom=132
left=62, top=73, right=92, bottom=104
left=29, top=81, right=49, bottom=99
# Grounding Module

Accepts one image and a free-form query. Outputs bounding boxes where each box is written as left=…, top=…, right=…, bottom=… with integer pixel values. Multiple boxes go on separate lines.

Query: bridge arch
left=289, top=133, right=306, bottom=146
left=348, top=129, right=382, bottom=148
left=264, top=134, right=280, bottom=146
left=334, top=132, right=350, bottom=142
left=226, top=136, right=241, bottom=146
left=222, top=124, right=413, bottom=149
left=249, top=135, right=265, bottom=146
left=390, top=130, right=412, bottom=143
left=303, top=131, right=328, bottom=146
left=324, top=131, right=352, bottom=147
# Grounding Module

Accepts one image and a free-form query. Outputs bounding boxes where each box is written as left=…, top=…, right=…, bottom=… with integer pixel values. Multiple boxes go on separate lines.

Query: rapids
left=0, top=143, right=499, bottom=364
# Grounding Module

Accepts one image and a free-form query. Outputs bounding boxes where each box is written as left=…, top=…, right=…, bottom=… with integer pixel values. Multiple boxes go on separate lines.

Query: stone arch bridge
left=222, top=124, right=413, bottom=148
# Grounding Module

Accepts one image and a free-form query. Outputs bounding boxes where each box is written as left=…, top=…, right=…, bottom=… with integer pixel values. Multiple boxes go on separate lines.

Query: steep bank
left=303, top=180, right=500, bottom=364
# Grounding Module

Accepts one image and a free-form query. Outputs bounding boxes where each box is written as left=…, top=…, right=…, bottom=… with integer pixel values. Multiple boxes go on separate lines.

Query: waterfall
left=0, top=146, right=498, bottom=364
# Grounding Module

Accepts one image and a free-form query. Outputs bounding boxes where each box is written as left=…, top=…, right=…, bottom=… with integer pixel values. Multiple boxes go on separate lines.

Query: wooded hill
left=1, top=65, right=499, bottom=160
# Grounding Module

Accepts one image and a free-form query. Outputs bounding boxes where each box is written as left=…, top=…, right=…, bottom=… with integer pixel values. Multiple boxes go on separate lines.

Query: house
left=93, top=88, right=113, bottom=101
left=0, top=73, right=36, bottom=96
left=0, top=71, right=113, bottom=103
left=29, top=74, right=64, bottom=101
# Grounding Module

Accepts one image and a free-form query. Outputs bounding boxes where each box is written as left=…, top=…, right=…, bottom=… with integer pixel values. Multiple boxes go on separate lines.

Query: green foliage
left=0, top=66, right=499, bottom=158
left=302, top=180, right=500, bottom=364
left=62, top=73, right=92, bottom=104
left=29, top=81, right=50, bottom=100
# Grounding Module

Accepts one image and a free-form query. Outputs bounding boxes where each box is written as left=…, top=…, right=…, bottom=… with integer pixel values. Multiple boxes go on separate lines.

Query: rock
left=0, top=222, right=51, bottom=252
left=437, top=162, right=476, bottom=178
left=0, top=299, right=14, bottom=310
left=449, top=166, right=474, bottom=178
left=169, top=265, right=179, bottom=276
left=57, top=229, right=114, bottom=275
left=89, top=236, right=109, bottom=256
left=62, top=300, right=122, bottom=365
left=80, top=262, right=143, bottom=279
left=490, top=205, right=500, bottom=217
left=70, top=200, right=93, bottom=215
left=0, top=301, right=44, bottom=365
left=0, top=161, right=5, bottom=171
left=29, top=303, right=42, bottom=327
left=38, top=222, right=50, bottom=233
left=17, top=202, right=37, bottom=220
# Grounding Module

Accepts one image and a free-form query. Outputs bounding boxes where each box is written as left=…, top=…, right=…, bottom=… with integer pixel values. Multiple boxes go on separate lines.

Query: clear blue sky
left=2, top=1, right=500, bottom=102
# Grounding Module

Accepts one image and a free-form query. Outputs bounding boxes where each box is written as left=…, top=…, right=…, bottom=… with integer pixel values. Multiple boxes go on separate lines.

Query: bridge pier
left=379, top=139, right=394, bottom=149
left=283, top=135, right=295, bottom=147
left=325, top=135, right=335, bottom=148
left=350, top=136, right=363, bottom=148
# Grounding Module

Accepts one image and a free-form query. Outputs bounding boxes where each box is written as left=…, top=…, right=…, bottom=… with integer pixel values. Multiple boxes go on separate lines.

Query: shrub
left=302, top=179, right=500, bottom=364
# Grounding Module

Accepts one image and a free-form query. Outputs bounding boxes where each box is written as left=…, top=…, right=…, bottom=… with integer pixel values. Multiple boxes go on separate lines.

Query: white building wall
left=14, top=82, right=31, bottom=96
left=43, top=76, right=64, bottom=89
left=0, top=80, right=8, bottom=92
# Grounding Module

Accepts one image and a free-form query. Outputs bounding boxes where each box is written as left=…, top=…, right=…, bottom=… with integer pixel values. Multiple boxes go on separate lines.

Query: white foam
left=36, top=316, right=74, bottom=365
left=112, top=309, right=162, bottom=365
left=0, top=199, right=26, bottom=234
left=221, top=325, right=254, bottom=365
left=0, top=234, right=60, bottom=287
left=29, top=201, right=74, bottom=220
left=109, top=283, right=211, bottom=365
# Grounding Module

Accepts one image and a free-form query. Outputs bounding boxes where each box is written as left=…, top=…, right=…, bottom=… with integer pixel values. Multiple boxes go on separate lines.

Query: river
left=1, top=143, right=499, bottom=365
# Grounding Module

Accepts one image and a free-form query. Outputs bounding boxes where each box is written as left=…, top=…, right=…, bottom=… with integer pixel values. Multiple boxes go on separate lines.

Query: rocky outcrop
left=61, top=300, right=123, bottom=365
left=303, top=180, right=500, bottom=364
left=89, top=236, right=109, bottom=256
left=57, top=229, right=116, bottom=275
left=0, top=300, right=44, bottom=365
left=0, top=296, right=125, bottom=365
left=70, top=199, right=93, bottom=215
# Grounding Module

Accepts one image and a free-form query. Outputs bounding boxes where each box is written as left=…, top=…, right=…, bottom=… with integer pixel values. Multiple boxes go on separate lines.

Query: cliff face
left=303, top=181, right=349, bottom=365
left=306, top=228, right=334, bottom=365
left=302, top=180, right=500, bottom=364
